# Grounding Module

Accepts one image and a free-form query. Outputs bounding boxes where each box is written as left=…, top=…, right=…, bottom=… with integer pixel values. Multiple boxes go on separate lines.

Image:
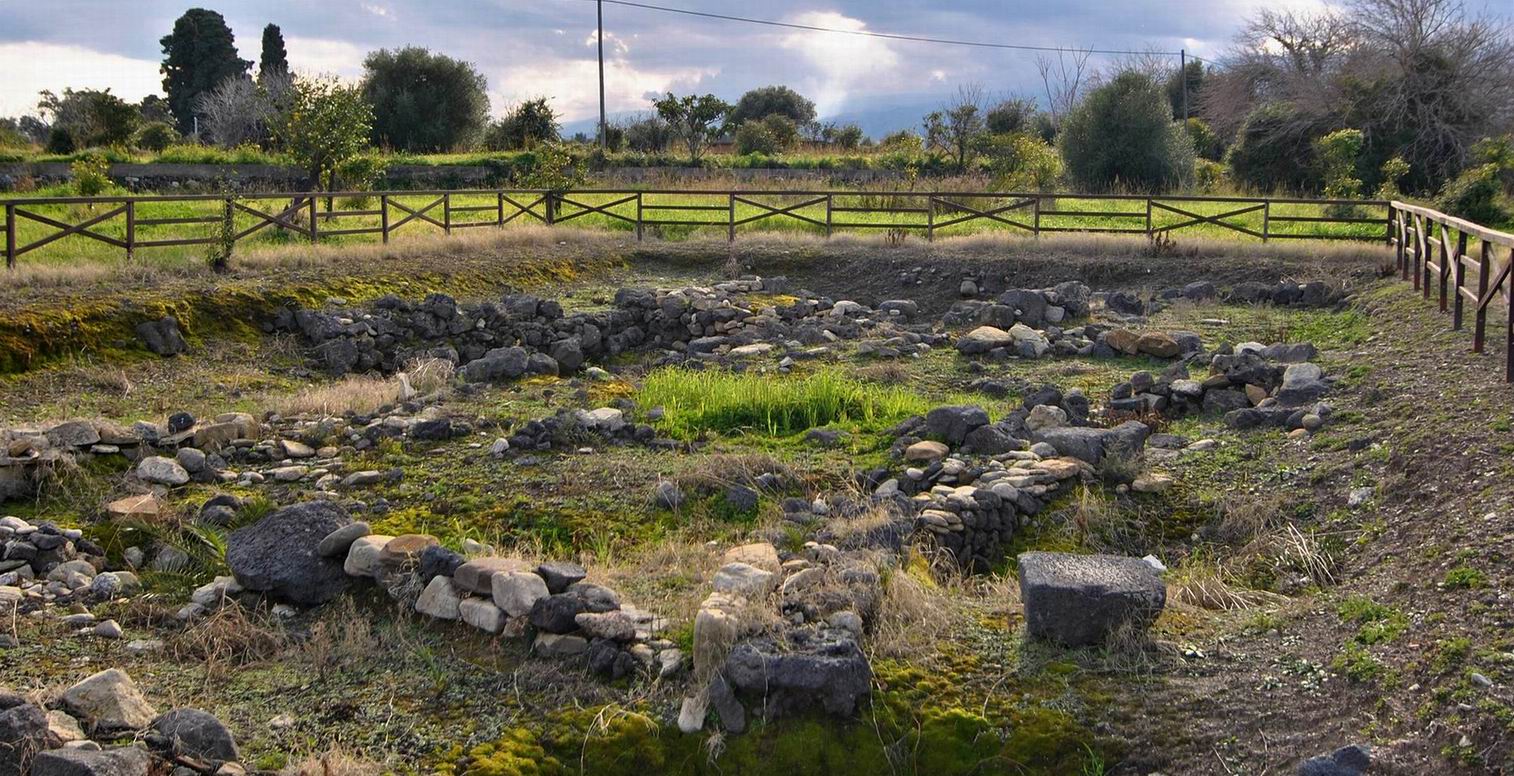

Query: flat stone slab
left=1018, top=551, right=1165, bottom=647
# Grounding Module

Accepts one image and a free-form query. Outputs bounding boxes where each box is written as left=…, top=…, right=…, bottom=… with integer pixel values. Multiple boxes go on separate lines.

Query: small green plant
left=1375, top=156, right=1410, bottom=199
left=208, top=194, right=237, bottom=272
left=1443, top=566, right=1485, bottom=589
left=1432, top=637, right=1473, bottom=673
left=1337, top=595, right=1407, bottom=644
left=1333, top=642, right=1386, bottom=683
left=70, top=153, right=111, bottom=197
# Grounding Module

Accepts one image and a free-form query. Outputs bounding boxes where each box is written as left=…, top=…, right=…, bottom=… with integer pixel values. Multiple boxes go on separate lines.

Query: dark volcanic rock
left=226, top=502, right=352, bottom=606
left=723, top=626, right=871, bottom=718
left=148, top=707, right=238, bottom=764
left=1018, top=551, right=1165, bottom=647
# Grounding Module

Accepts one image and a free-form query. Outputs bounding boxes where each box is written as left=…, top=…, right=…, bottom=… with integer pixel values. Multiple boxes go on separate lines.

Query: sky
left=0, top=0, right=1456, bottom=135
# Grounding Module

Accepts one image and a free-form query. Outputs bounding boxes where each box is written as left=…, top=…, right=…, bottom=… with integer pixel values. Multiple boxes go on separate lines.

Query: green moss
left=1444, top=566, right=1485, bottom=589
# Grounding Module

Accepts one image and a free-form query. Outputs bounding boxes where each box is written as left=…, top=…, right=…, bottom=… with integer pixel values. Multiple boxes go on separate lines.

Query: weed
left=1337, top=595, right=1408, bottom=644
left=1444, top=566, right=1485, bottom=590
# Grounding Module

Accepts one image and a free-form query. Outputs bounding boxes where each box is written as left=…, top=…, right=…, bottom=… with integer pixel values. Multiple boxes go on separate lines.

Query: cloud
left=495, top=55, right=716, bottom=121
left=779, top=12, right=901, bottom=116
left=285, top=36, right=368, bottom=80
left=361, top=3, right=394, bottom=20
left=0, top=42, right=161, bottom=116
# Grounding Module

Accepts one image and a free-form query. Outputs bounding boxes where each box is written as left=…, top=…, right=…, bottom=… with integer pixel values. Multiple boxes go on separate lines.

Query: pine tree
left=160, top=8, right=251, bottom=135
left=259, top=24, right=289, bottom=81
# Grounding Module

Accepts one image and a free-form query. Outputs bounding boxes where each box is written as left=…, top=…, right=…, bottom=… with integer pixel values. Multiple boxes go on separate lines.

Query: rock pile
left=272, top=278, right=948, bottom=380
left=0, top=668, right=243, bottom=775
left=0, top=515, right=136, bottom=641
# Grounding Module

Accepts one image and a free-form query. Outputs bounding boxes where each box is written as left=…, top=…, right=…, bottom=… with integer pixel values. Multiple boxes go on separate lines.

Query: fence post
left=1423, top=222, right=1434, bottom=299
left=727, top=193, right=735, bottom=242
left=1445, top=230, right=1464, bottom=316
left=545, top=193, right=555, bottom=227
left=1032, top=196, right=1041, bottom=238
left=927, top=196, right=935, bottom=242
left=1144, top=197, right=1153, bottom=239
left=1393, top=207, right=1404, bottom=274
left=496, top=192, right=504, bottom=229
left=1452, top=230, right=1468, bottom=328
left=443, top=192, right=452, bottom=236
left=380, top=194, right=390, bottom=244
left=309, top=196, right=319, bottom=244
left=825, top=194, right=833, bottom=238
left=1261, top=200, right=1271, bottom=243
left=4, top=202, right=13, bottom=269
left=1474, top=240, right=1491, bottom=353
left=635, top=192, right=643, bottom=242
left=125, top=200, right=135, bottom=262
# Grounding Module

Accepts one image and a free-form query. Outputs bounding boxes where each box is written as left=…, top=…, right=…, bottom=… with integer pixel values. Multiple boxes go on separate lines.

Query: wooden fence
left=1, top=189, right=1391, bottom=268
left=1390, top=201, right=1514, bottom=381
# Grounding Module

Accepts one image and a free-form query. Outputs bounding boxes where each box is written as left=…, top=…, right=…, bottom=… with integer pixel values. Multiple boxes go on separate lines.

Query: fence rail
left=0, top=188, right=1393, bottom=269
left=1390, top=201, right=1514, bottom=381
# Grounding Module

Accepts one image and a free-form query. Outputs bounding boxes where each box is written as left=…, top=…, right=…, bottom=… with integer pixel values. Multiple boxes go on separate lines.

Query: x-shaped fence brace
left=12, top=205, right=127, bottom=255
left=387, top=196, right=447, bottom=232
left=1150, top=200, right=1266, bottom=239
left=732, top=195, right=829, bottom=228
left=554, top=194, right=639, bottom=226
left=501, top=195, right=548, bottom=225
left=233, top=199, right=313, bottom=241
left=930, top=197, right=1037, bottom=232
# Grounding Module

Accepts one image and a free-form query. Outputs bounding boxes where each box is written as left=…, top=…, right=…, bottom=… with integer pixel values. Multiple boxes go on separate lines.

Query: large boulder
left=924, top=405, right=989, bottom=446
left=29, top=745, right=151, bottom=776
left=1018, top=552, right=1166, bottom=647
left=0, top=703, right=48, bottom=776
left=723, top=626, right=871, bottom=717
left=227, top=502, right=353, bottom=606
left=956, top=326, right=1013, bottom=355
left=135, top=316, right=187, bottom=357
left=1277, top=363, right=1328, bottom=406
left=148, top=707, right=238, bottom=765
left=60, top=669, right=157, bottom=735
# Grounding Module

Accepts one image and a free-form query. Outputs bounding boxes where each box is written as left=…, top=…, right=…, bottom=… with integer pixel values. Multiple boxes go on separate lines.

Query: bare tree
left=1036, top=49, right=1093, bottom=128
left=195, top=70, right=294, bottom=148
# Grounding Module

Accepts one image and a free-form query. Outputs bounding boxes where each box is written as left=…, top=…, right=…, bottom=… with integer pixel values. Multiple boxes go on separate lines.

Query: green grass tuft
left=638, top=367, right=929, bottom=439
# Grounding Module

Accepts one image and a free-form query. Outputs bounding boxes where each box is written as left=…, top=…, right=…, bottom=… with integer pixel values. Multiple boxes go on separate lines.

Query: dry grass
left=870, top=551, right=963, bottom=661
left=297, top=597, right=382, bottom=678
left=280, top=747, right=392, bottom=776
left=170, top=602, right=287, bottom=685
left=1166, top=558, right=1290, bottom=612
left=275, top=357, right=454, bottom=416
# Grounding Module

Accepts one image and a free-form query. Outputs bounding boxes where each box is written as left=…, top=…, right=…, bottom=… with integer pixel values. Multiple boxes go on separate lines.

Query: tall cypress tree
left=160, top=8, right=251, bottom=135
left=259, top=24, right=289, bottom=81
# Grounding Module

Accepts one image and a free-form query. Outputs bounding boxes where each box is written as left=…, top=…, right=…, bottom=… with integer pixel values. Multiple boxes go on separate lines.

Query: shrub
left=734, top=115, right=799, bottom=155
left=1184, top=118, right=1224, bottom=161
left=982, top=132, right=1062, bottom=191
left=47, top=126, right=76, bottom=154
left=486, top=97, right=559, bottom=151
left=70, top=154, right=111, bottom=196
left=1195, top=159, right=1227, bottom=193
left=1436, top=164, right=1506, bottom=224
left=1376, top=156, right=1411, bottom=199
left=1315, top=129, right=1364, bottom=216
left=1058, top=71, right=1194, bottom=192
left=1470, top=134, right=1514, bottom=196
left=134, top=121, right=180, bottom=152
left=1226, top=103, right=1327, bottom=194
left=622, top=114, right=673, bottom=154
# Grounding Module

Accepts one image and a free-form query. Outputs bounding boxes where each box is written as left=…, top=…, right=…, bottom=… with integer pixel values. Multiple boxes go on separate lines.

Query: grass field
left=0, top=183, right=1392, bottom=271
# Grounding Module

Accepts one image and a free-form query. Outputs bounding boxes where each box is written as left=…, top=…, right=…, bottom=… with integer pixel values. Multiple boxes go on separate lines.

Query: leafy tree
left=1376, top=155, right=1411, bottom=198
left=622, top=114, right=673, bottom=153
left=38, top=89, right=140, bottom=148
left=830, top=123, right=864, bottom=150
left=160, top=8, right=251, bottom=134
left=1436, top=164, right=1506, bottom=223
left=47, top=127, right=75, bottom=154
left=1315, top=129, right=1364, bottom=199
left=259, top=24, right=289, bottom=81
left=485, top=98, right=559, bottom=151
left=139, top=95, right=172, bottom=124
left=271, top=75, right=374, bottom=191
left=727, top=85, right=816, bottom=129
left=653, top=93, right=730, bottom=163
left=734, top=114, right=799, bottom=155
left=1165, top=60, right=1205, bottom=119
left=924, top=86, right=987, bottom=172
left=1058, top=71, right=1194, bottom=192
left=362, top=47, right=490, bottom=152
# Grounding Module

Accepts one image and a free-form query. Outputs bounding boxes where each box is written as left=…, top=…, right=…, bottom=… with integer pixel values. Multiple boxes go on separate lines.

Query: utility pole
left=1179, top=49, right=1188, bottom=121
left=597, top=0, right=607, bottom=151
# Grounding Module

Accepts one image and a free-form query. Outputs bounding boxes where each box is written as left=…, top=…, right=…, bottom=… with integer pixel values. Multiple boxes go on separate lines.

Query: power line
left=577, top=0, right=1194, bottom=59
